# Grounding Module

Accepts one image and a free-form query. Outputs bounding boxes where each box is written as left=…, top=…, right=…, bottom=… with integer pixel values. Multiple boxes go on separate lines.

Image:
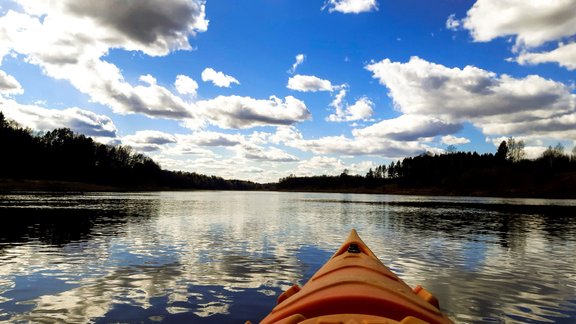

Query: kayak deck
left=259, top=229, right=453, bottom=323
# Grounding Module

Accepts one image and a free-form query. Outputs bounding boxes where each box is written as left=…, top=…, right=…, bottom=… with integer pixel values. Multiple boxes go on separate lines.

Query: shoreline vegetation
left=2, top=112, right=576, bottom=198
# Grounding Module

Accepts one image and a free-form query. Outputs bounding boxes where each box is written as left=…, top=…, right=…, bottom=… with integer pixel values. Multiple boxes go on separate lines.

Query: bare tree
left=506, top=137, right=525, bottom=162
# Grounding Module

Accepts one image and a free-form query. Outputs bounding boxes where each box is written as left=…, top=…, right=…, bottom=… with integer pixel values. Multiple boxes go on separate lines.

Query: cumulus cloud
left=461, top=0, right=576, bottom=48
left=480, top=113, right=576, bottom=140
left=0, top=3, right=314, bottom=134
left=174, top=75, right=199, bottom=96
left=195, top=95, right=311, bottom=129
left=353, top=115, right=462, bottom=141
left=288, top=114, right=454, bottom=157
left=441, top=135, right=471, bottom=146
left=292, top=157, right=386, bottom=178
left=295, top=156, right=346, bottom=176
left=366, top=56, right=576, bottom=140
left=0, top=98, right=117, bottom=137
left=240, top=144, right=299, bottom=162
left=16, top=0, right=208, bottom=56
left=177, top=131, right=243, bottom=147
left=456, top=0, right=576, bottom=70
left=322, top=0, right=378, bottom=14
left=201, top=68, right=240, bottom=88
left=289, top=54, right=305, bottom=74
left=289, top=134, right=435, bottom=158
left=327, top=89, right=374, bottom=122
left=139, top=74, right=157, bottom=85
left=515, top=42, right=576, bottom=70
left=122, top=130, right=177, bottom=152
left=287, top=74, right=335, bottom=92
left=0, top=70, right=23, bottom=95
left=340, top=97, right=374, bottom=122
left=269, top=126, right=304, bottom=145
left=129, top=76, right=194, bottom=119
left=0, top=0, right=207, bottom=120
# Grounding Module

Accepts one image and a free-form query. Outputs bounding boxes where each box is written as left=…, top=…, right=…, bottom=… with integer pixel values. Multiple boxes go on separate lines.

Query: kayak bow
left=259, top=229, right=453, bottom=324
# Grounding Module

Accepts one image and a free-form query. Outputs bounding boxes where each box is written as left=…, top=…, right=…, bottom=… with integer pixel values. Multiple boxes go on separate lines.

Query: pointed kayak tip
left=258, top=229, right=454, bottom=324
left=347, top=228, right=360, bottom=242
left=332, top=228, right=376, bottom=259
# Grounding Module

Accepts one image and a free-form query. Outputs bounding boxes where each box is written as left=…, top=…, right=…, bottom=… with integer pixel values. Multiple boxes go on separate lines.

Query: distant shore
left=3, top=178, right=576, bottom=199
left=276, top=185, right=576, bottom=199
left=0, top=178, right=172, bottom=193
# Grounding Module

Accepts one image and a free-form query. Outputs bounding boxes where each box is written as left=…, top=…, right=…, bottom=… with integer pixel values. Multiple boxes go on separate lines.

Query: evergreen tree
left=495, top=141, right=508, bottom=161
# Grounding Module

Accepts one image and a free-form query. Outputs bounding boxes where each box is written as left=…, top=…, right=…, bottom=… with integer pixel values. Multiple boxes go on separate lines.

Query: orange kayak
left=259, top=229, right=453, bottom=324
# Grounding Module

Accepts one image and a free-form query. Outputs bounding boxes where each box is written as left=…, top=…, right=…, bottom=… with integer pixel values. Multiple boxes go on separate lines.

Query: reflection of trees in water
left=0, top=196, right=160, bottom=247
left=0, top=194, right=308, bottom=323
left=2, top=193, right=575, bottom=323
left=366, top=201, right=576, bottom=323
left=357, top=200, right=576, bottom=249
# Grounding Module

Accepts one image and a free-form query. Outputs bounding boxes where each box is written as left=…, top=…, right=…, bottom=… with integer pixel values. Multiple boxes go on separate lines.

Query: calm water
left=1, top=191, right=576, bottom=323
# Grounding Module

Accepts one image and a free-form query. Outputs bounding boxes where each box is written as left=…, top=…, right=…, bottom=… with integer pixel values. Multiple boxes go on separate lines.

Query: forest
left=3, top=111, right=576, bottom=197
left=0, top=112, right=260, bottom=191
left=278, top=139, right=576, bottom=198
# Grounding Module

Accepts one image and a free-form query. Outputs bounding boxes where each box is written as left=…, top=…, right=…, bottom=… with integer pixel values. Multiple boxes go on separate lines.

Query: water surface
left=1, top=191, right=575, bottom=323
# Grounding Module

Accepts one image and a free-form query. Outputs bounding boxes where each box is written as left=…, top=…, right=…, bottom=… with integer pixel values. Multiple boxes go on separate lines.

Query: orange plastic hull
left=260, top=229, right=453, bottom=324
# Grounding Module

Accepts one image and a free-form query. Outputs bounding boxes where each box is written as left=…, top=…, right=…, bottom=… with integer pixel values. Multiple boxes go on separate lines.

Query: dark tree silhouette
left=0, top=112, right=259, bottom=190
left=278, top=137, right=576, bottom=198
left=495, top=141, right=508, bottom=161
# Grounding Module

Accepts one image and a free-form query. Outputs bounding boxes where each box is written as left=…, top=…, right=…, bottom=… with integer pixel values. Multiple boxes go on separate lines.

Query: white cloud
left=0, top=98, right=117, bottom=137
left=286, top=114, right=452, bottom=158
left=269, top=126, right=304, bottom=145
left=195, top=95, right=311, bottom=129
left=126, top=130, right=177, bottom=145
left=290, top=134, right=435, bottom=158
left=353, top=115, right=462, bottom=141
left=327, top=89, right=374, bottom=122
left=365, top=56, right=576, bottom=140
left=457, top=0, right=576, bottom=70
left=14, top=0, right=208, bottom=56
left=446, top=14, right=461, bottom=31
left=122, top=130, right=177, bottom=152
left=480, top=112, right=576, bottom=141
left=322, top=0, right=378, bottom=14
left=174, top=75, right=199, bottom=97
left=201, top=68, right=240, bottom=88
left=177, top=132, right=243, bottom=147
left=240, top=144, right=299, bottom=162
left=293, top=156, right=379, bottom=178
left=139, top=74, right=157, bottom=85
left=289, top=54, right=305, bottom=74
left=162, top=143, right=215, bottom=157
left=515, top=42, right=576, bottom=70
left=0, top=70, right=22, bottom=95
left=0, top=1, right=207, bottom=120
left=287, top=74, right=335, bottom=92
left=128, top=78, right=195, bottom=119
left=154, top=156, right=229, bottom=176
left=461, top=0, right=576, bottom=48
left=294, top=156, right=346, bottom=176
left=344, top=98, right=374, bottom=121
left=441, top=135, right=471, bottom=146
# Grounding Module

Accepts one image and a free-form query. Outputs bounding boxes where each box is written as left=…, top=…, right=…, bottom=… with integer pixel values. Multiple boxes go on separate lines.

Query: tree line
left=279, top=138, right=576, bottom=198
left=0, top=112, right=260, bottom=190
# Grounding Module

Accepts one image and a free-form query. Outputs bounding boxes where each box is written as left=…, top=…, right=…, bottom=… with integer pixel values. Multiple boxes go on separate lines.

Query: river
left=1, top=191, right=575, bottom=323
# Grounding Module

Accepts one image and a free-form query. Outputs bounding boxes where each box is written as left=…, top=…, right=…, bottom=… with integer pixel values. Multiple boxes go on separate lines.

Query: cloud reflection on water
left=0, top=192, right=575, bottom=323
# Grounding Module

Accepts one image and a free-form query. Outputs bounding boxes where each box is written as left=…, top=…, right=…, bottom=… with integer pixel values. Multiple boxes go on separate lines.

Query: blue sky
left=1, top=0, right=575, bottom=182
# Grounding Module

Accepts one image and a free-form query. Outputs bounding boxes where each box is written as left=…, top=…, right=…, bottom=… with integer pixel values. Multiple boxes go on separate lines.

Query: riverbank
left=0, top=178, right=172, bottom=193
left=3, top=177, right=576, bottom=199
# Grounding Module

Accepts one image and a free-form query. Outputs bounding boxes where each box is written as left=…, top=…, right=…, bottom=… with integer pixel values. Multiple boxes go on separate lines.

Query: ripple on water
left=1, top=192, right=575, bottom=323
